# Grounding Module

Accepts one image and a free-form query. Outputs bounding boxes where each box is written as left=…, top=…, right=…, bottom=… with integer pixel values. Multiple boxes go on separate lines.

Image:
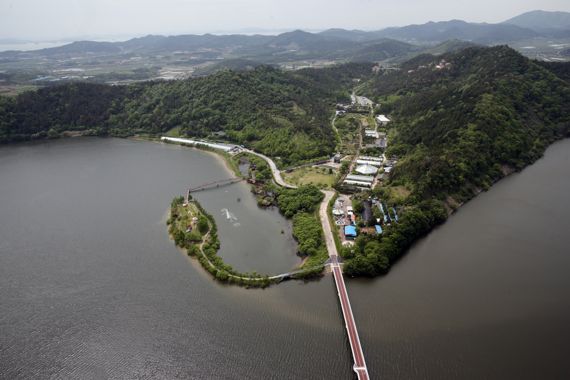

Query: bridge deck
left=188, top=177, right=242, bottom=193
left=167, top=136, right=369, bottom=377
left=320, top=191, right=369, bottom=379
left=331, top=260, right=369, bottom=380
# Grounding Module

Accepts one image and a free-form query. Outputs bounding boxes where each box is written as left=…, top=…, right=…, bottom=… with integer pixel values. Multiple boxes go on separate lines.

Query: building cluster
left=407, top=59, right=452, bottom=74
left=332, top=196, right=400, bottom=243
left=362, top=115, right=389, bottom=148
left=340, top=110, right=396, bottom=188
left=343, top=154, right=396, bottom=189
left=331, top=198, right=360, bottom=241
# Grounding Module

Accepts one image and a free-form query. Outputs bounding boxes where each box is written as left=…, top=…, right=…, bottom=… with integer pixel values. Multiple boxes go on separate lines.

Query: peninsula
left=1, top=46, right=569, bottom=279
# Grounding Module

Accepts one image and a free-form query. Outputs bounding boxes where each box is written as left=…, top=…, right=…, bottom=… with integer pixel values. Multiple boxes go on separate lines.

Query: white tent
left=376, top=115, right=390, bottom=124
left=355, top=164, right=378, bottom=175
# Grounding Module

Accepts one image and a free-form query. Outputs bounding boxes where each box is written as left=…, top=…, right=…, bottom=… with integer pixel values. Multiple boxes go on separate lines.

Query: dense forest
left=365, top=46, right=570, bottom=201
left=341, top=46, right=570, bottom=276
left=0, top=63, right=373, bottom=166
left=2, top=45, right=569, bottom=278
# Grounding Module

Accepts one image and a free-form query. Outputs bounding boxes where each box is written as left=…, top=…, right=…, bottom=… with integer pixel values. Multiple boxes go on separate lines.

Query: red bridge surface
left=319, top=191, right=370, bottom=379
left=331, top=256, right=370, bottom=380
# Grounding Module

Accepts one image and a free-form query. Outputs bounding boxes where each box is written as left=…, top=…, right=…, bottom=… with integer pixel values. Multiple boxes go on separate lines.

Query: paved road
left=320, top=191, right=370, bottom=379
left=253, top=153, right=370, bottom=379
left=170, top=137, right=369, bottom=377
left=243, top=149, right=297, bottom=189
left=319, top=190, right=339, bottom=258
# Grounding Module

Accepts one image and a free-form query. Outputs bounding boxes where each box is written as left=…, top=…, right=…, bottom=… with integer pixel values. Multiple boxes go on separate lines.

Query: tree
left=197, top=216, right=209, bottom=234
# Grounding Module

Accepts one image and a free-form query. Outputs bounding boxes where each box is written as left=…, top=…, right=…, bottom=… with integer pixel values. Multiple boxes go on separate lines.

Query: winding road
left=252, top=151, right=370, bottom=380
left=165, top=136, right=369, bottom=379
left=242, top=149, right=297, bottom=189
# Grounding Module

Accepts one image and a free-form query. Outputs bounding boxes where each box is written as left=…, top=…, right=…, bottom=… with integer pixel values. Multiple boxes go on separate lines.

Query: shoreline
left=168, top=196, right=324, bottom=287
left=13, top=134, right=560, bottom=280
left=161, top=138, right=326, bottom=286
left=159, top=137, right=242, bottom=178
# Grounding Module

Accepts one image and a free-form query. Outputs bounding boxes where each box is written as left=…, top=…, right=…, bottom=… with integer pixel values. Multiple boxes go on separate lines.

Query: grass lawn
left=380, top=185, right=412, bottom=204
left=283, top=166, right=336, bottom=188
left=164, top=126, right=182, bottom=137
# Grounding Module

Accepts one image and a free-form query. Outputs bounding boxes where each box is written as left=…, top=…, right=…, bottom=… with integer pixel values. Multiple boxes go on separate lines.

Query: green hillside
left=343, top=46, right=570, bottom=276
left=366, top=46, right=569, bottom=200
left=0, top=63, right=373, bottom=166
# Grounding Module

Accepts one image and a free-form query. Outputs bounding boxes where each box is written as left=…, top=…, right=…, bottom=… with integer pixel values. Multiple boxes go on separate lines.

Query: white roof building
left=346, top=174, right=375, bottom=183
left=364, top=129, right=379, bottom=138
left=344, top=180, right=372, bottom=188
left=376, top=115, right=390, bottom=125
left=359, top=155, right=383, bottom=162
left=355, top=164, right=378, bottom=175
left=356, top=159, right=383, bottom=167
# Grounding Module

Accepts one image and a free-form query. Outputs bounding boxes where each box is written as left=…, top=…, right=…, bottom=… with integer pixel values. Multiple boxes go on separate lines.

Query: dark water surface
left=1, top=137, right=570, bottom=379
left=352, top=139, right=570, bottom=379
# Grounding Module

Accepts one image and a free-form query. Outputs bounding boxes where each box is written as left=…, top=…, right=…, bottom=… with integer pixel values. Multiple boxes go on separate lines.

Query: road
left=248, top=152, right=370, bottom=379
left=243, top=149, right=297, bottom=189
left=319, top=190, right=339, bottom=258
left=168, top=137, right=369, bottom=378
left=320, top=191, right=370, bottom=380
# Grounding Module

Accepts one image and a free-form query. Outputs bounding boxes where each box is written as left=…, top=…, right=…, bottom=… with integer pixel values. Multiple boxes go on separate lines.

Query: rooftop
left=355, top=164, right=378, bottom=175
left=344, top=225, right=357, bottom=237
left=347, top=173, right=375, bottom=182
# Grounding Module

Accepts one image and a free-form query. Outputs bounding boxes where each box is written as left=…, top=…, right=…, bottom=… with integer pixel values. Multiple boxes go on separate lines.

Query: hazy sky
left=1, top=0, right=569, bottom=41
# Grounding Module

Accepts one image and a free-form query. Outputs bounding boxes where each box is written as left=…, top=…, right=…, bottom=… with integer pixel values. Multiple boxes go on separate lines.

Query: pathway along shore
left=163, top=137, right=370, bottom=378
left=231, top=144, right=371, bottom=379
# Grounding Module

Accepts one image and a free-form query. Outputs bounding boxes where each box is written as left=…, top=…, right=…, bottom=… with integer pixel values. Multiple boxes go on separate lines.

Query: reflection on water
left=349, top=139, right=570, bottom=379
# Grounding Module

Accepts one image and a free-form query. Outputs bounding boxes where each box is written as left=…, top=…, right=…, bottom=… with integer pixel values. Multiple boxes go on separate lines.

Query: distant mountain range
left=0, top=9, right=568, bottom=88
left=0, top=30, right=426, bottom=63
left=2, top=10, right=569, bottom=61
left=321, top=20, right=539, bottom=44
left=503, top=10, right=570, bottom=32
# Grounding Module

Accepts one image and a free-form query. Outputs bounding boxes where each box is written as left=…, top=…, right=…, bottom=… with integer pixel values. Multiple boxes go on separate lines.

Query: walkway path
left=320, top=191, right=370, bottom=380
left=195, top=223, right=325, bottom=283
left=165, top=136, right=369, bottom=378
left=252, top=155, right=369, bottom=379
left=242, top=149, right=297, bottom=189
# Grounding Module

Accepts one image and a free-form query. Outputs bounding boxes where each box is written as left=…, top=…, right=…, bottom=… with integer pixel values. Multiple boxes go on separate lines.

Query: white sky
left=1, top=0, right=569, bottom=41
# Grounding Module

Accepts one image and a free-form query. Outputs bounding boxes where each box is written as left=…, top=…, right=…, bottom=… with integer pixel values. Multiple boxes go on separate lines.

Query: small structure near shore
left=344, top=225, right=357, bottom=239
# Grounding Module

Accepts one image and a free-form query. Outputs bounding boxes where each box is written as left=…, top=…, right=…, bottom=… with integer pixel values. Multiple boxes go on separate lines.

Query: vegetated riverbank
left=0, top=64, right=376, bottom=166
left=338, top=46, right=570, bottom=277
left=163, top=141, right=330, bottom=284
left=229, top=151, right=329, bottom=270
left=168, top=195, right=275, bottom=287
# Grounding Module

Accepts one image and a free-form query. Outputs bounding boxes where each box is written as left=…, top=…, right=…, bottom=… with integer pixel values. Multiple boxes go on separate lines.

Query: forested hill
left=341, top=46, right=570, bottom=277
left=0, top=63, right=373, bottom=165
left=365, top=45, right=570, bottom=203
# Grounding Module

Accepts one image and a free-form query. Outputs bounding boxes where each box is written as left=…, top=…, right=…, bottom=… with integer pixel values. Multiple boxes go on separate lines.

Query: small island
left=167, top=178, right=327, bottom=287
left=2, top=46, right=568, bottom=282
left=168, top=194, right=273, bottom=287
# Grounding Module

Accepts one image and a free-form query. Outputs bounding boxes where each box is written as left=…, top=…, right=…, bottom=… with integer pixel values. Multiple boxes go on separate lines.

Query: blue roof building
left=344, top=225, right=357, bottom=238
left=374, top=225, right=383, bottom=235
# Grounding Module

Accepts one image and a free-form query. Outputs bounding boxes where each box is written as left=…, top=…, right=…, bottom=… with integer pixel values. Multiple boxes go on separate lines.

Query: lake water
left=1, top=137, right=569, bottom=379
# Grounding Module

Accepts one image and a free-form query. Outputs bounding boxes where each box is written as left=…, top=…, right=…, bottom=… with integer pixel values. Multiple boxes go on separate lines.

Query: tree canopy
left=0, top=63, right=373, bottom=166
